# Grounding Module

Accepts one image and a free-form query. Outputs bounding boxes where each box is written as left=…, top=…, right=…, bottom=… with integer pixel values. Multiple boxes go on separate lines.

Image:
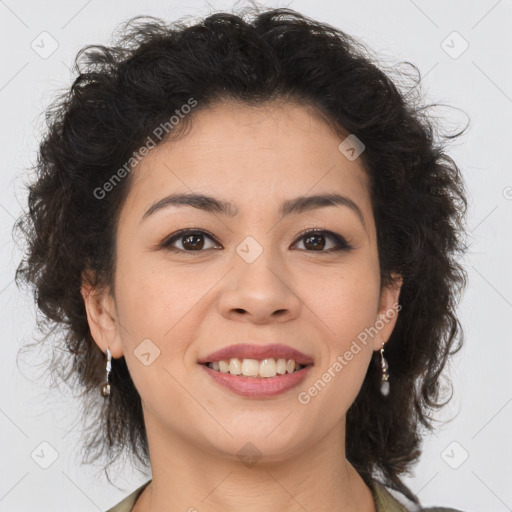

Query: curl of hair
left=14, top=4, right=468, bottom=504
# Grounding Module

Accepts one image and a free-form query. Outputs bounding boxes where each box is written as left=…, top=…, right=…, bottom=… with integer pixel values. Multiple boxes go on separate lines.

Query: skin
left=82, top=98, right=402, bottom=512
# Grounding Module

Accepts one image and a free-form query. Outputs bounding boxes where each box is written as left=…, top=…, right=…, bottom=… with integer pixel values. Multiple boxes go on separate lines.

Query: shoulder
left=421, top=508, right=466, bottom=512
left=105, top=480, right=152, bottom=512
left=370, top=479, right=414, bottom=512
left=370, top=479, right=466, bottom=512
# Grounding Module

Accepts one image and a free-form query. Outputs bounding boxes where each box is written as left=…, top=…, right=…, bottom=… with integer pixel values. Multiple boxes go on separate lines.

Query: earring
left=379, top=342, right=390, bottom=396
left=100, top=346, right=112, bottom=397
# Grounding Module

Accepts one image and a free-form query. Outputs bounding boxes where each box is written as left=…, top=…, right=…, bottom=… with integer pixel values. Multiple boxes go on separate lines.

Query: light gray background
left=0, top=0, right=511, bottom=511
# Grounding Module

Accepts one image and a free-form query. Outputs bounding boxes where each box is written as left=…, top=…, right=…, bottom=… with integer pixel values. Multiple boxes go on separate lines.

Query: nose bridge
left=218, top=234, right=301, bottom=322
left=235, top=234, right=286, bottom=291
left=241, top=252, right=280, bottom=288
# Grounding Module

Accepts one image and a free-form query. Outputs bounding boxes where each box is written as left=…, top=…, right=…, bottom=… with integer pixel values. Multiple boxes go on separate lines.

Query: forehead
left=120, top=99, right=373, bottom=228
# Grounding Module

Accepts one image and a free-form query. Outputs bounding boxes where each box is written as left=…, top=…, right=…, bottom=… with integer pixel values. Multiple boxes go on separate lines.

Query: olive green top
left=105, top=479, right=464, bottom=512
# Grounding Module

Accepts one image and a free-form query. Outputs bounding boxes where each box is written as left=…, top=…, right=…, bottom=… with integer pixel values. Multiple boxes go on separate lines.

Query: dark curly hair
left=14, top=4, right=469, bottom=505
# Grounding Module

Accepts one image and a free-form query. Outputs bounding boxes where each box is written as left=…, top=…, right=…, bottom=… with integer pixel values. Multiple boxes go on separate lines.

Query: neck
left=133, top=410, right=376, bottom=512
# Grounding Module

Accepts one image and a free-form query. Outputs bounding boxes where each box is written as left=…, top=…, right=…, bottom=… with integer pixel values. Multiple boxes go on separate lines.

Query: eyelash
left=161, top=228, right=353, bottom=254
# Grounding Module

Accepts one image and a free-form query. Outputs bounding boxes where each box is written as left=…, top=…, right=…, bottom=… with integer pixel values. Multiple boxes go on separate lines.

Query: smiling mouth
left=201, top=357, right=310, bottom=378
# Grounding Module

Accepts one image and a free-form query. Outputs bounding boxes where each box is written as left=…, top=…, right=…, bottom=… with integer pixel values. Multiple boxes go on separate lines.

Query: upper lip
left=198, top=344, right=314, bottom=366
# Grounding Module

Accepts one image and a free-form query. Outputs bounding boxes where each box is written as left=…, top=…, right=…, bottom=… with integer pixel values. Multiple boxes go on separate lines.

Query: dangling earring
left=100, top=346, right=112, bottom=397
left=379, top=342, right=390, bottom=396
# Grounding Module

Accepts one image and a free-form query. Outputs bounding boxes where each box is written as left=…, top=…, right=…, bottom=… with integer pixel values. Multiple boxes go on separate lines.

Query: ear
left=371, top=273, right=403, bottom=352
left=81, top=270, right=124, bottom=359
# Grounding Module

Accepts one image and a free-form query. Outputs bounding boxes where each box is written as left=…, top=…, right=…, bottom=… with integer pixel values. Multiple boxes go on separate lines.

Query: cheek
left=113, top=256, right=227, bottom=393
left=295, top=260, right=381, bottom=346
left=296, top=271, right=379, bottom=421
left=115, top=256, right=209, bottom=336
left=113, top=260, right=204, bottom=417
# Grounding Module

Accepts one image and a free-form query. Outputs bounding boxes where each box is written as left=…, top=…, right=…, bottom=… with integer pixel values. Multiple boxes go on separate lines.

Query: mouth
left=197, top=344, right=314, bottom=398
left=200, top=357, right=310, bottom=378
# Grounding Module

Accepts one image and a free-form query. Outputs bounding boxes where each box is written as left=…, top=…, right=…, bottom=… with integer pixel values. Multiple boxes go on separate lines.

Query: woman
left=14, top=5, right=468, bottom=512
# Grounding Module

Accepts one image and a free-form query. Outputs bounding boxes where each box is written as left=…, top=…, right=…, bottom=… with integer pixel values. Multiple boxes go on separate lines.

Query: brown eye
left=162, top=230, right=221, bottom=252
left=303, top=233, right=326, bottom=250
left=292, top=229, right=352, bottom=252
left=182, top=233, right=205, bottom=250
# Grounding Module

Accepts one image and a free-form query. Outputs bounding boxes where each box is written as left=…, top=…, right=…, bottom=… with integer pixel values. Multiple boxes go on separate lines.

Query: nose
left=218, top=251, right=301, bottom=324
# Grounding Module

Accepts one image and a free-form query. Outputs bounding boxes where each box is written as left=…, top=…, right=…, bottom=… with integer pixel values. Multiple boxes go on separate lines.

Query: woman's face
left=84, top=99, right=401, bottom=461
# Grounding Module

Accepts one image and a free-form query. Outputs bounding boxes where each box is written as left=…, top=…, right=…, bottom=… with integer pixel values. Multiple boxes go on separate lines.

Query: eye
left=162, top=229, right=221, bottom=252
left=161, top=228, right=352, bottom=253
left=291, top=229, right=352, bottom=252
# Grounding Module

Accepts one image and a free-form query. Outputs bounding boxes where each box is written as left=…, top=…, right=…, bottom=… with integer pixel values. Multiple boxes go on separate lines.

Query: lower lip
left=200, top=364, right=313, bottom=398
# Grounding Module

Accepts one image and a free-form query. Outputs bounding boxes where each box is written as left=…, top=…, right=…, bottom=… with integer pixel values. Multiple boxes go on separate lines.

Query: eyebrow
left=140, top=192, right=366, bottom=231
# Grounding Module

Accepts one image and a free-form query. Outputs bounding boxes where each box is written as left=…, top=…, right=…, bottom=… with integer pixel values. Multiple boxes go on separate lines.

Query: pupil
left=304, top=234, right=325, bottom=250
left=183, top=234, right=204, bottom=250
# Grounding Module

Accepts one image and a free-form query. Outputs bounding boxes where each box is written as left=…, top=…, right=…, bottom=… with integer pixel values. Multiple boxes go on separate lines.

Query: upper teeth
left=208, top=358, right=303, bottom=378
